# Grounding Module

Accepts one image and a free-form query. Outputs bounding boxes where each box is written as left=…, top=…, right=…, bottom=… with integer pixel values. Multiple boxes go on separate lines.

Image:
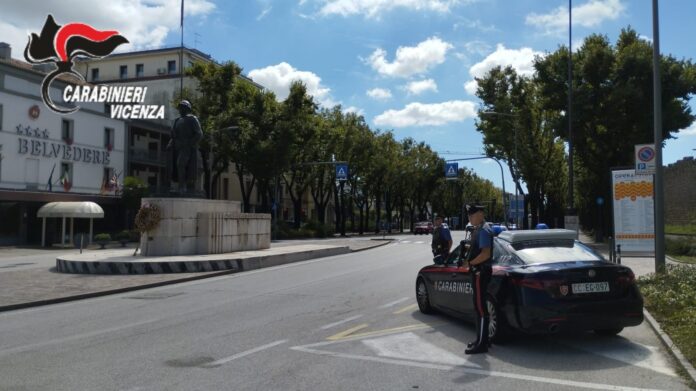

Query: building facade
left=0, top=47, right=126, bottom=245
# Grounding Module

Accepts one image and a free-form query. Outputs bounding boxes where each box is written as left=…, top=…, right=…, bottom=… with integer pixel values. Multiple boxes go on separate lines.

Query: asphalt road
left=0, top=232, right=691, bottom=391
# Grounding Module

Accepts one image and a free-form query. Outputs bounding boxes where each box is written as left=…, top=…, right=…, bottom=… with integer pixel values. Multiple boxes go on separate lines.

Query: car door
left=434, top=245, right=474, bottom=315
left=420, top=247, right=459, bottom=309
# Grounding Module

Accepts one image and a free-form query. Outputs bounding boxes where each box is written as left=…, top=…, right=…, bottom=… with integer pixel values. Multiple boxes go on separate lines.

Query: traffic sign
left=336, top=163, right=349, bottom=181
left=445, top=163, right=458, bottom=180
left=635, top=144, right=656, bottom=175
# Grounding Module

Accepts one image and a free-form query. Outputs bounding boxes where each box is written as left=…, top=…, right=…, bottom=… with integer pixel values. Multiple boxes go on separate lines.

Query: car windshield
left=512, top=240, right=602, bottom=264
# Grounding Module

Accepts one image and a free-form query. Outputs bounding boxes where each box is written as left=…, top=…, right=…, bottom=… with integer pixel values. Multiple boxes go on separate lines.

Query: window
left=61, top=119, right=73, bottom=143
left=223, top=178, right=229, bottom=200
left=136, top=64, right=144, bottom=78
left=60, top=162, right=73, bottom=186
left=119, top=65, right=127, bottom=79
left=104, top=128, right=114, bottom=149
left=168, top=60, right=176, bottom=74
left=103, top=167, right=115, bottom=189
left=445, top=245, right=461, bottom=265
left=512, top=241, right=602, bottom=264
left=91, top=68, right=99, bottom=81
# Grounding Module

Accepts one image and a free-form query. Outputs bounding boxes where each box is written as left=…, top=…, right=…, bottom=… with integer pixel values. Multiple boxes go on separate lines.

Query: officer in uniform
left=431, top=216, right=452, bottom=264
left=464, top=204, right=494, bottom=354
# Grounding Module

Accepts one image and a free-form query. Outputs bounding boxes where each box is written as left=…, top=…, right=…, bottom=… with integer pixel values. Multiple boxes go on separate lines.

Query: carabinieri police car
left=415, top=229, right=643, bottom=342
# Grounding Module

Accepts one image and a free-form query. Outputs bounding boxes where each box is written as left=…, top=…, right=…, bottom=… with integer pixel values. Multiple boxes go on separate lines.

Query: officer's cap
left=466, top=204, right=485, bottom=215
left=179, top=100, right=192, bottom=110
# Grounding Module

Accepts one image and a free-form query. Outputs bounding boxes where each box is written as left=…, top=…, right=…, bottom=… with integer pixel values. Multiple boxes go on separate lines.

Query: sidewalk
left=0, top=237, right=393, bottom=312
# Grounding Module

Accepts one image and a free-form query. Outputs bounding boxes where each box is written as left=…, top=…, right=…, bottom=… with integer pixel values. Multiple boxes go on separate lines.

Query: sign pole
left=652, top=0, right=665, bottom=273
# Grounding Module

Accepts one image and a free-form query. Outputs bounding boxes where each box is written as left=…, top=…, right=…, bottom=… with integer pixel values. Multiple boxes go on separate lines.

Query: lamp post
left=480, top=111, right=520, bottom=227
left=564, top=0, right=579, bottom=237
left=652, top=0, right=665, bottom=273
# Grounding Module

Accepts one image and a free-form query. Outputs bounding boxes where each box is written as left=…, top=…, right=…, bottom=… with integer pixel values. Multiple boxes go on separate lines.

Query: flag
left=46, top=163, right=55, bottom=192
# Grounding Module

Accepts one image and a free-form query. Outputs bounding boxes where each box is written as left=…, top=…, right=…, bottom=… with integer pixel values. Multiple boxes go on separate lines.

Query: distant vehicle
left=415, top=229, right=643, bottom=342
left=414, top=221, right=434, bottom=235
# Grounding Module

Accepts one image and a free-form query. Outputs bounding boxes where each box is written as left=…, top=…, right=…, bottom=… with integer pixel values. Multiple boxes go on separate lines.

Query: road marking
left=401, top=240, right=411, bottom=244
left=326, top=323, right=369, bottom=341
left=291, top=337, right=664, bottom=391
left=363, top=332, right=475, bottom=367
left=393, top=303, right=418, bottom=314
left=0, top=318, right=162, bottom=357
left=378, top=297, right=410, bottom=309
left=561, top=339, right=677, bottom=377
left=203, top=339, right=288, bottom=367
left=319, top=315, right=364, bottom=330
left=414, top=241, right=424, bottom=244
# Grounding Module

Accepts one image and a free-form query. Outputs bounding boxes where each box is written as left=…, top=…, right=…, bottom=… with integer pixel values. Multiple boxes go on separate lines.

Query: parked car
left=413, top=221, right=434, bottom=235
left=415, top=229, right=643, bottom=342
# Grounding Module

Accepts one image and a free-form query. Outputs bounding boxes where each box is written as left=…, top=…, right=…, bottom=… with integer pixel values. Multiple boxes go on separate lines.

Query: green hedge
left=638, top=265, right=696, bottom=371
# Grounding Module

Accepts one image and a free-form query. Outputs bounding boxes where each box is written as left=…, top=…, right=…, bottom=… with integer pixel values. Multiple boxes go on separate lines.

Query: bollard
left=616, top=244, right=622, bottom=265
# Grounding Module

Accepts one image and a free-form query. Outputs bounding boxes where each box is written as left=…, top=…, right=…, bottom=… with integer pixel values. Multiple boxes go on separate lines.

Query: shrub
left=115, top=230, right=131, bottom=241
left=666, top=237, right=696, bottom=256
left=94, top=233, right=111, bottom=242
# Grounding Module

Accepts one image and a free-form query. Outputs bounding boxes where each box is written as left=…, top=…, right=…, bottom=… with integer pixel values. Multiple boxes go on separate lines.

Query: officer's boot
left=465, top=316, right=489, bottom=354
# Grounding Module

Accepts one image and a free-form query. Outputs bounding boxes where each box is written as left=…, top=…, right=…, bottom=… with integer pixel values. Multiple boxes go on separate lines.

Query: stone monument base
left=139, top=198, right=270, bottom=256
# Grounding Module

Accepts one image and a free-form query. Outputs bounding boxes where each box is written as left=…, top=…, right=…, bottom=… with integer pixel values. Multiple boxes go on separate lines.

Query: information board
left=611, top=169, right=655, bottom=255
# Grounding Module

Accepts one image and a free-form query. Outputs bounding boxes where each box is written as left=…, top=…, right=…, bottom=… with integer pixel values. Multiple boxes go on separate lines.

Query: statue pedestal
left=139, top=198, right=270, bottom=256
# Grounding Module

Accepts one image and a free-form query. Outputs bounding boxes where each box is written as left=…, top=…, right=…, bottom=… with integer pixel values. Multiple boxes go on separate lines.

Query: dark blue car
left=415, top=229, right=643, bottom=342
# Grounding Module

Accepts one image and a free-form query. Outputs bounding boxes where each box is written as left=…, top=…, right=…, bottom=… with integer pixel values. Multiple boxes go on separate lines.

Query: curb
left=666, top=255, right=696, bottom=266
left=643, top=308, right=696, bottom=385
left=353, top=239, right=395, bottom=252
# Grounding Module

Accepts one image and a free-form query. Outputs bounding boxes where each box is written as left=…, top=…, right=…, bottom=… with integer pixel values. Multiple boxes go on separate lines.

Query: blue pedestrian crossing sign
left=445, top=163, right=458, bottom=180
left=336, top=164, right=349, bottom=181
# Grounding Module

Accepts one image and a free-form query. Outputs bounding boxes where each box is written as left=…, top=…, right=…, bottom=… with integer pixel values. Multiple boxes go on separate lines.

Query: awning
left=37, top=201, right=104, bottom=218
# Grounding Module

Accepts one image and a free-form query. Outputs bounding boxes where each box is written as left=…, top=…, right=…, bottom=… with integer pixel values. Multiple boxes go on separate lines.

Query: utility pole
left=652, top=0, right=665, bottom=273
left=564, top=0, right=579, bottom=237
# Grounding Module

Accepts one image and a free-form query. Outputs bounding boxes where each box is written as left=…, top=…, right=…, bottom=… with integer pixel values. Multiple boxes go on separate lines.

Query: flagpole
left=180, top=0, right=184, bottom=98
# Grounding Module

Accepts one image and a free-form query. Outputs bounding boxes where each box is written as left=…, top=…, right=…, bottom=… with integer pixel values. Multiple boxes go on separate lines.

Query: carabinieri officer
left=464, top=204, right=494, bottom=354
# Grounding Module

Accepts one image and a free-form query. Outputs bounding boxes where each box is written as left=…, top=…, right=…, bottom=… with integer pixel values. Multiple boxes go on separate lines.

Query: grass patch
left=666, top=224, right=696, bottom=235
left=671, top=255, right=696, bottom=265
left=638, top=265, right=696, bottom=372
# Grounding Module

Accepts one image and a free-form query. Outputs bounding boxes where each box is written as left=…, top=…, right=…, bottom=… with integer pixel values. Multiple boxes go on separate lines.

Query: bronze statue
left=167, top=100, right=203, bottom=193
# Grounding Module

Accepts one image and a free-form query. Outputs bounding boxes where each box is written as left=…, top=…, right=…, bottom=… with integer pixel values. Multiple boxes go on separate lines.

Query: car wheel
left=416, top=278, right=434, bottom=314
left=594, top=328, right=623, bottom=336
left=487, top=296, right=510, bottom=344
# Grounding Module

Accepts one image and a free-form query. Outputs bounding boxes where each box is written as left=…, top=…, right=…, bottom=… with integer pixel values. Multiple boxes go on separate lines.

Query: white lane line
left=0, top=318, right=162, bottom=357
left=319, top=315, right=364, bottom=330
left=290, top=343, right=663, bottom=391
left=204, top=340, right=288, bottom=367
left=401, top=240, right=411, bottom=244
left=415, top=241, right=424, bottom=244
left=378, top=297, right=410, bottom=309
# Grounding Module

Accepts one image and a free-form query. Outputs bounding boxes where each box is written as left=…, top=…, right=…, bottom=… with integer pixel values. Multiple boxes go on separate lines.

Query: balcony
left=129, top=148, right=167, bottom=166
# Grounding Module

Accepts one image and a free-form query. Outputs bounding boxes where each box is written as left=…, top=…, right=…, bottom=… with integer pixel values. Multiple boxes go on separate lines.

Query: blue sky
left=2, top=0, right=695, bottom=189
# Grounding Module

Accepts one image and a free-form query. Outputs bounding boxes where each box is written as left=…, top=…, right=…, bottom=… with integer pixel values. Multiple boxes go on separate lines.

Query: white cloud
left=463, top=80, right=478, bottom=95
left=248, top=62, right=337, bottom=107
left=365, top=37, right=453, bottom=78
left=366, top=88, right=393, bottom=100
left=0, top=0, right=215, bottom=58
left=681, top=123, right=696, bottom=137
left=257, top=6, right=273, bottom=21
left=343, top=106, right=365, bottom=116
left=404, top=79, right=438, bottom=95
left=314, top=0, right=472, bottom=19
left=526, top=0, right=625, bottom=36
left=462, top=44, right=543, bottom=96
left=373, top=100, right=476, bottom=127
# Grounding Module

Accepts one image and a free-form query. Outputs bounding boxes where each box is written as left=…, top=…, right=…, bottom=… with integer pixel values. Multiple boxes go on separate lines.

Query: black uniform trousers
left=471, top=263, right=492, bottom=347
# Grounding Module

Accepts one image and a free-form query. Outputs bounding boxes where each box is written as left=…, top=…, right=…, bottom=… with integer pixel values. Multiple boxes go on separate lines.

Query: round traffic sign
left=638, top=146, right=655, bottom=162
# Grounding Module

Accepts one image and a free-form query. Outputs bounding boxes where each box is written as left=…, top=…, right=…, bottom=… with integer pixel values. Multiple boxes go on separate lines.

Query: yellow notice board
left=611, top=169, right=655, bottom=255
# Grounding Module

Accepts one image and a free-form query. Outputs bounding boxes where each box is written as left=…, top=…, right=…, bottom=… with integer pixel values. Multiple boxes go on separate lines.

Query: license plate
left=572, top=281, right=609, bottom=294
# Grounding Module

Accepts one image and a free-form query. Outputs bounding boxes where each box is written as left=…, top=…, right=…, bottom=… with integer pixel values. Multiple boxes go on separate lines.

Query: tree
left=534, top=28, right=696, bottom=232
left=475, top=66, right=567, bottom=227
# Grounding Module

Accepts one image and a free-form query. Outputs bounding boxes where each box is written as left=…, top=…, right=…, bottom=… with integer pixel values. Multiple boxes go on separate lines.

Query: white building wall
left=0, top=89, right=126, bottom=194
